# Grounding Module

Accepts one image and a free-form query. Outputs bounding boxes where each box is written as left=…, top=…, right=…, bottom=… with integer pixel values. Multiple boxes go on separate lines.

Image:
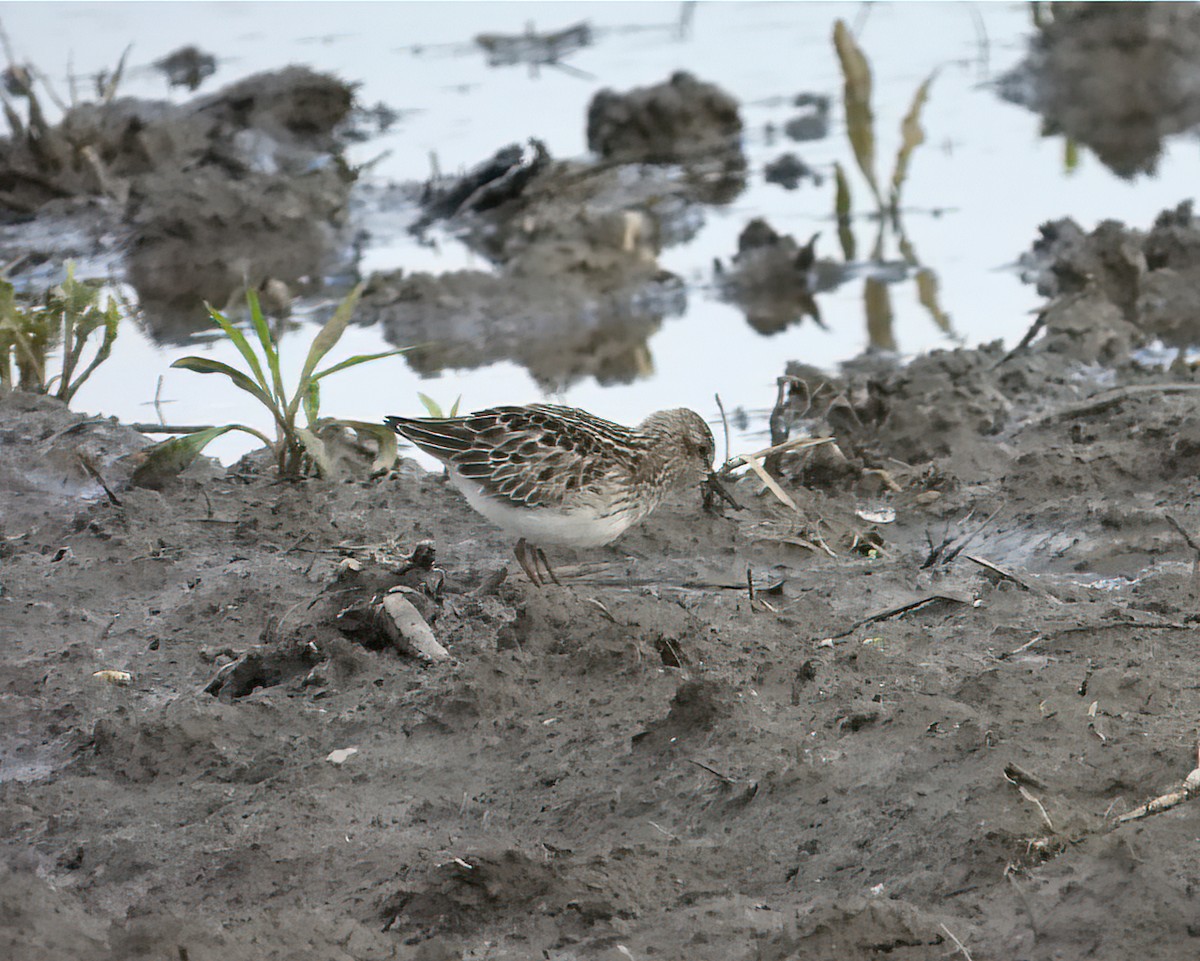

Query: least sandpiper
left=385, top=404, right=727, bottom=585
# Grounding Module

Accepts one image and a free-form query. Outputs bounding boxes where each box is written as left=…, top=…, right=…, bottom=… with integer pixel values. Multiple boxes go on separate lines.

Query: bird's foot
left=514, top=538, right=561, bottom=587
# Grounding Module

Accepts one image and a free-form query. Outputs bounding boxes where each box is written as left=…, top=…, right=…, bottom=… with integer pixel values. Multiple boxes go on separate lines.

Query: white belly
left=449, top=472, right=639, bottom=548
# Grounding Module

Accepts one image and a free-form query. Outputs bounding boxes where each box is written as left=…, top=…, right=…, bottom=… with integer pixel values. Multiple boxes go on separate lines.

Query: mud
left=6, top=205, right=1200, bottom=958
left=4, top=40, right=1200, bottom=961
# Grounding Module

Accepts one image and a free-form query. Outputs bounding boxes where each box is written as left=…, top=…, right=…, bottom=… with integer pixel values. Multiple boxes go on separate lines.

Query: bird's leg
left=514, top=538, right=543, bottom=587
left=534, top=545, right=561, bottom=586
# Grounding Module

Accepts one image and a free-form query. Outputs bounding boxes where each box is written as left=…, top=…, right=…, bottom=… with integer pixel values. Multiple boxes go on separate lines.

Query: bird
left=385, top=404, right=732, bottom=585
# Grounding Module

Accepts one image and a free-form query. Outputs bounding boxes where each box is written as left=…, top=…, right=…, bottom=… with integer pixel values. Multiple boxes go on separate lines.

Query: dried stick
left=721, top=435, right=833, bottom=473
left=741, top=452, right=799, bottom=512
left=940, top=923, right=975, bottom=961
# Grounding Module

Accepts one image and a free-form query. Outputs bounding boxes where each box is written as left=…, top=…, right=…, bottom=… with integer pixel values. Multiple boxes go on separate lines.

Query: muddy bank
left=1021, top=200, right=1200, bottom=352
left=5, top=218, right=1200, bottom=958
left=0, top=67, right=356, bottom=338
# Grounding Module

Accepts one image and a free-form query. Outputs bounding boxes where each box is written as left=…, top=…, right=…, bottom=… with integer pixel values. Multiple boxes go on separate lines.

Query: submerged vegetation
left=0, top=264, right=121, bottom=404
left=136, top=286, right=408, bottom=483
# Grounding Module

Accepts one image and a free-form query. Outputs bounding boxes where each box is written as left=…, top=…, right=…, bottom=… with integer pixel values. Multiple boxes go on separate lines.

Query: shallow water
left=5, top=2, right=1199, bottom=463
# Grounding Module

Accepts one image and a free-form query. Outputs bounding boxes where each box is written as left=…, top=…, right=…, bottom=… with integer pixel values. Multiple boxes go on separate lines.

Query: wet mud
left=4, top=30, right=1200, bottom=961
left=6, top=211, right=1200, bottom=958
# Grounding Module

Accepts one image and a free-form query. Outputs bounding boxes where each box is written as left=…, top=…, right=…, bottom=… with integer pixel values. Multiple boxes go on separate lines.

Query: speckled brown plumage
left=385, top=404, right=719, bottom=584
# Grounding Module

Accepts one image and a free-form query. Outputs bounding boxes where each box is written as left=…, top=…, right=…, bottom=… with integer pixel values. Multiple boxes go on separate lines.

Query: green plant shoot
left=145, top=285, right=408, bottom=481
left=417, top=392, right=462, bottom=418
left=0, top=263, right=121, bottom=404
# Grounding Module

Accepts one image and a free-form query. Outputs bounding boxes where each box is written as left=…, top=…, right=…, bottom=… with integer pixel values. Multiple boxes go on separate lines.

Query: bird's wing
left=387, top=406, right=632, bottom=508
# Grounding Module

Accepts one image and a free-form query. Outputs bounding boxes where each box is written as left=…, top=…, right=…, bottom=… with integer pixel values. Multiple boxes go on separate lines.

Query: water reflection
left=720, top=20, right=952, bottom=351
left=997, top=3, right=1200, bottom=178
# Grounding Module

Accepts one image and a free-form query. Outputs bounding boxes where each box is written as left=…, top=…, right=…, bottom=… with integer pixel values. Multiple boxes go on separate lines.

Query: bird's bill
left=703, top=472, right=742, bottom=511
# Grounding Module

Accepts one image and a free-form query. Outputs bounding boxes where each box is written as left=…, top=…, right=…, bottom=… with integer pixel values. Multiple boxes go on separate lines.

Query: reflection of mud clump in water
left=153, top=45, right=218, bottom=91
left=587, top=71, right=747, bottom=204
left=764, top=152, right=822, bottom=190
left=360, top=141, right=691, bottom=390
left=362, top=249, right=684, bottom=391
left=715, top=218, right=841, bottom=335
left=126, top=69, right=356, bottom=338
left=1020, top=201, right=1200, bottom=355
left=996, top=2, right=1200, bottom=178
left=782, top=92, right=832, bottom=142
left=0, top=67, right=355, bottom=341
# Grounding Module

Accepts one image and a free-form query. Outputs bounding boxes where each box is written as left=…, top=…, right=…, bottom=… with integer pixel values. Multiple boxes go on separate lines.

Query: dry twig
left=741, top=452, right=800, bottom=512
left=940, top=923, right=975, bottom=961
left=965, top=554, right=1064, bottom=605
left=1165, top=514, right=1200, bottom=580
left=823, top=592, right=973, bottom=641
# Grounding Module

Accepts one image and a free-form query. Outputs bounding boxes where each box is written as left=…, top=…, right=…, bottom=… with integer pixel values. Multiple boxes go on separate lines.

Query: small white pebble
left=326, top=747, right=358, bottom=765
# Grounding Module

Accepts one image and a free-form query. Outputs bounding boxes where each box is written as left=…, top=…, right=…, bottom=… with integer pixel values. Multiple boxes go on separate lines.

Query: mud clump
left=1021, top=201, right=1200, bottom=353
left=587, top=70, right=742, bottom=164
left=587, top=71, right=747, bottom=204
left=153, top=45, right=218, bottom=91
left=0, top=66, right=352, bottom=215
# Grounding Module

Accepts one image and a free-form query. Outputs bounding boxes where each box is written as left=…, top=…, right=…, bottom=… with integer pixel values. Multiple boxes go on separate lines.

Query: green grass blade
left=448, top=394, right=461, bottom=417
left=207, top=304, right=273, bottom=399
left=60, top=296, right=120, bottom=404
left=312, top=347, right=411, bottom=382
left=56, top=264, right=80, bottom=392
left=246, top=289, right=286, bottom=407
left=171, top=356, right=279, bottom=414
left=130, top=424, right=270, bottom=489
left=303, top=379, right=320, bottom=427
left=298, top=284, right=363, bottom=387
left=417, top=392, right=442, bottom=418
left=286, top=284, right=364, bottom=423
